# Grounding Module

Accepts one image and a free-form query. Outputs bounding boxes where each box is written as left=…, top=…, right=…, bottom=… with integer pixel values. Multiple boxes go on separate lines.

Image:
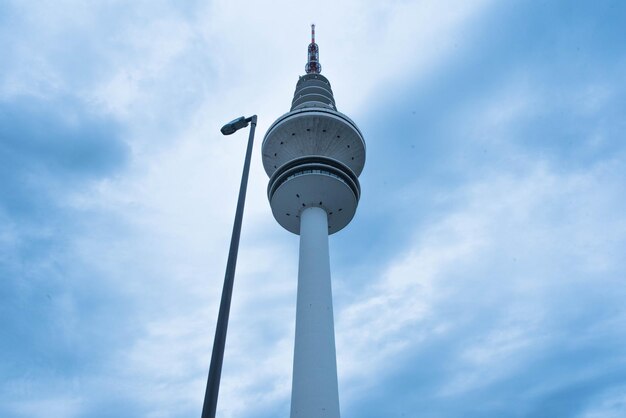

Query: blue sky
left=1, top=1, right=626, bottom=417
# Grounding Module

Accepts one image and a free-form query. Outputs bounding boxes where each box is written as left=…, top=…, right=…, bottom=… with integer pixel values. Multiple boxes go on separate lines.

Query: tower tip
left=305, top=24, right=321, bottom=74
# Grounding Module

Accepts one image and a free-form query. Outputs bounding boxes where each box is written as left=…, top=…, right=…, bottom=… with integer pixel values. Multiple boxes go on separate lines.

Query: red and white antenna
left=305, top=23, right=321, bottom=74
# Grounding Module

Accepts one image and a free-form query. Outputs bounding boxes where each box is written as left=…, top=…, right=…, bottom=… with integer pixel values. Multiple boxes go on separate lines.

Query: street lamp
left=201, top=115, right=257, bottom=418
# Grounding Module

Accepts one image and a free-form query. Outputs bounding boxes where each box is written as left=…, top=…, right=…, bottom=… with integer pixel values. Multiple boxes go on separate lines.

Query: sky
left=1, top=0, right=626, bottom=417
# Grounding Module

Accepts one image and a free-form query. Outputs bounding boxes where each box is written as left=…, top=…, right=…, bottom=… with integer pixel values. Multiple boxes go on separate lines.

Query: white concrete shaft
left=291, top=206, right=340, bottom=418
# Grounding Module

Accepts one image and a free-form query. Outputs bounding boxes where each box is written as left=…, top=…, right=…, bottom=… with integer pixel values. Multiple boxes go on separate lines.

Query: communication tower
left=262, top=25, right=366, bottom=418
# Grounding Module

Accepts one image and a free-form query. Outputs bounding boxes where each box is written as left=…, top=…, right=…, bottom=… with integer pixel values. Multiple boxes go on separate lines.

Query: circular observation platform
left=268, top=156, right=360, bottom=235
left=261, top=107, right=366, bottom=178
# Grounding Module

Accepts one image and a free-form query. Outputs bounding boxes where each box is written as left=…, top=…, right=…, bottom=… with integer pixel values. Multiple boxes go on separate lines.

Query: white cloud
left=335, top=158, right=626, bottom=407
left=7, top=396, right=83, bottom=418
left=6, top=1, right=626, bottom=417
left=580, top=386, right=626, bottom=418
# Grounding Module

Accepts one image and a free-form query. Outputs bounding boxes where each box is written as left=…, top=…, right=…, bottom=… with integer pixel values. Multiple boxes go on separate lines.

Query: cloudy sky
left=2, top=1, right=626, bottom=417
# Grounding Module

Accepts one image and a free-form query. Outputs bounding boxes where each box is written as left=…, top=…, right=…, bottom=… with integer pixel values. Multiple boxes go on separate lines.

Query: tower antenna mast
left=305, top=23, right=321, bottom=74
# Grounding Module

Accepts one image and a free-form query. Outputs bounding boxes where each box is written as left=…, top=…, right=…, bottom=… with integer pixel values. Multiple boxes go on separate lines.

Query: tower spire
left=305, top=23, right=321, bottom=74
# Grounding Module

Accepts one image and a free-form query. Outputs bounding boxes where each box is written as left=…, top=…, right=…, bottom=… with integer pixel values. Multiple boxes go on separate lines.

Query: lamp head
left=221, top=116, right=249, bottom=135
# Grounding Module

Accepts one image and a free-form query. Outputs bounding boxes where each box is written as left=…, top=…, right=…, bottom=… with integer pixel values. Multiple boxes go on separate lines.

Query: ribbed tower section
left=261, top=26, right=365, bottom=418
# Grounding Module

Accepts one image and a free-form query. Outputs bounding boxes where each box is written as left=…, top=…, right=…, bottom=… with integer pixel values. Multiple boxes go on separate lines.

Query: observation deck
left=262, top=29, right=365, bottom=235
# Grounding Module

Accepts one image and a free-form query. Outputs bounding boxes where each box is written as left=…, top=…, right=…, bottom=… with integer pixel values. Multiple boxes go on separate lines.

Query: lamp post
left=201, top=115, right=257, bottom=418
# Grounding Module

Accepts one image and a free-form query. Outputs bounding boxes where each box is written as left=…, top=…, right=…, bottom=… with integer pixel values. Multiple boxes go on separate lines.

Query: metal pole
left=201, top=115, right=257, bottom=418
